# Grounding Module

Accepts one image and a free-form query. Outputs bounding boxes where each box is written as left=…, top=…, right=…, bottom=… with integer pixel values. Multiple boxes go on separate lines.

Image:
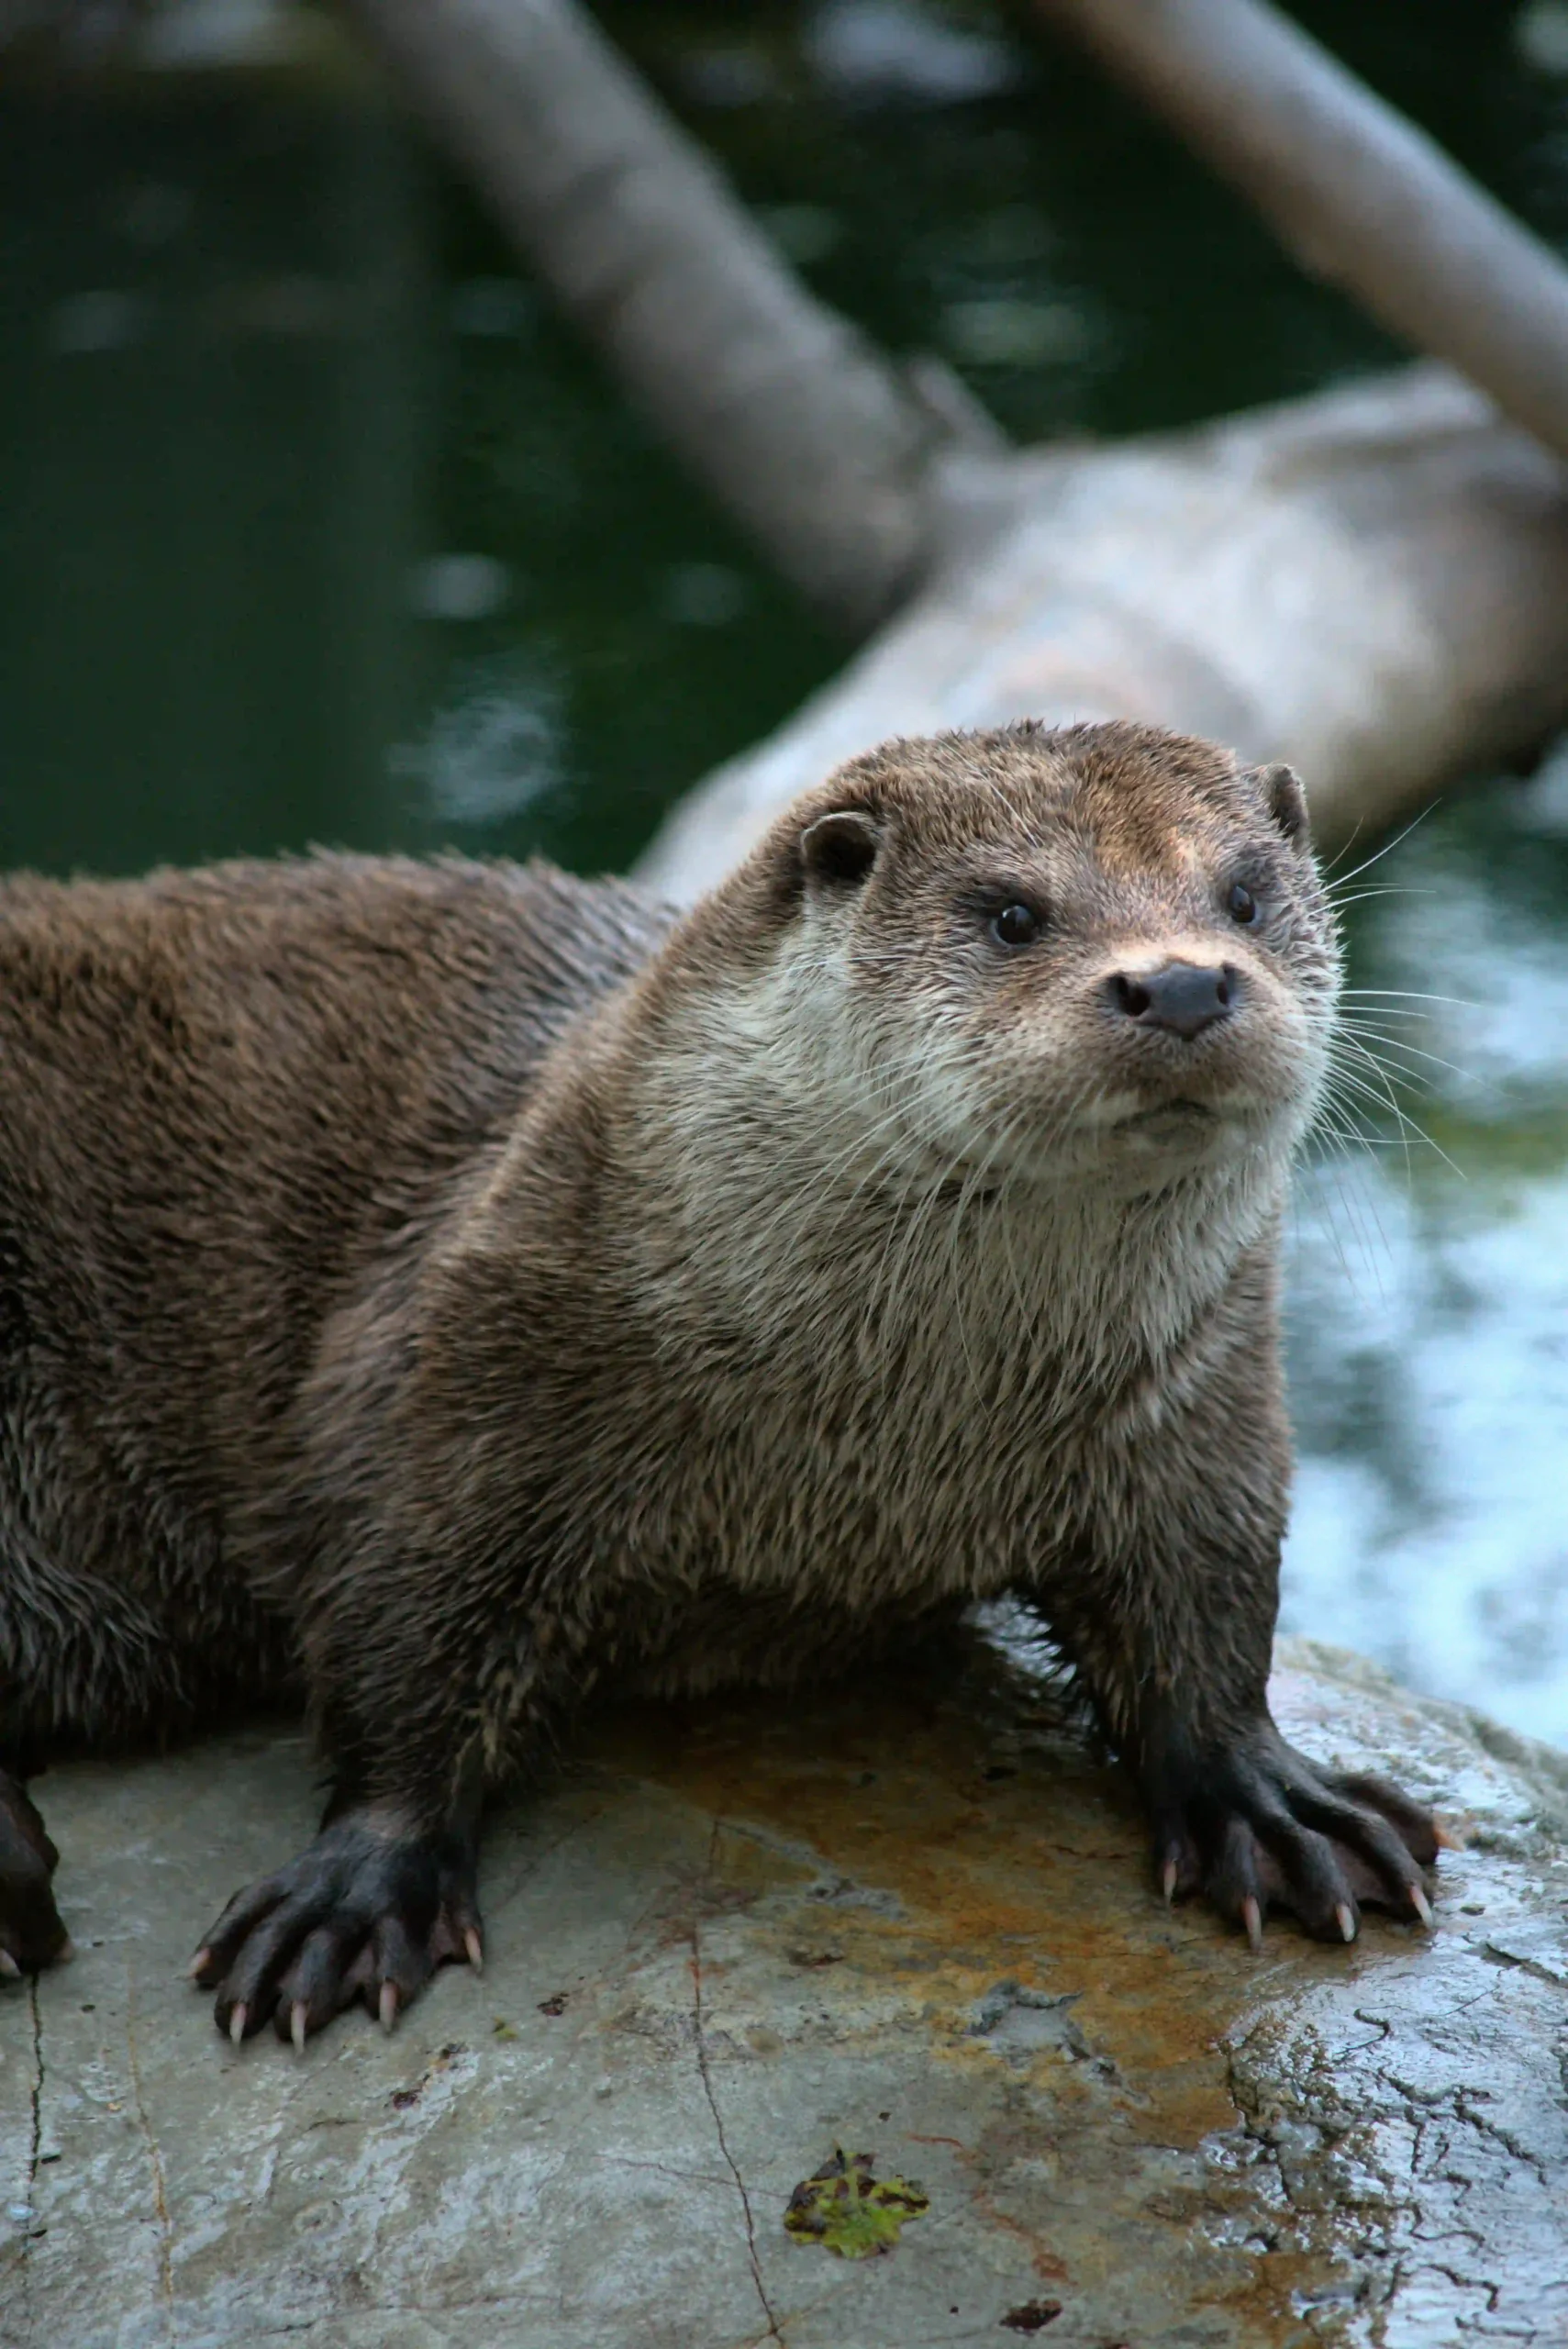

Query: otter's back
left=0, top=853, right=673, bottom=1538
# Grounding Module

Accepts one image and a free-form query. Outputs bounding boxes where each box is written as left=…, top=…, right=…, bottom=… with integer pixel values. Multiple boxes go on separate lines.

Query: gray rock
left=1, top=1633, right=1564, bottom=2346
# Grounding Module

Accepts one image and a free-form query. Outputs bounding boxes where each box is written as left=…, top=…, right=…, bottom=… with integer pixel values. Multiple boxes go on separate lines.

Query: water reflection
left=803, top=0, right=1023, bottom=107
left=1284, top=780, right=1568, bottom=1746
left=390, top=649, right=562, bottom=827
left=0, top=82, right=427, bottom=871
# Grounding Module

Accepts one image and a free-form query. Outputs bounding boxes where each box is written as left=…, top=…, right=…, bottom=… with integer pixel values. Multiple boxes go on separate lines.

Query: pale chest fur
left=585, top=1160, right=1281, bottom=1643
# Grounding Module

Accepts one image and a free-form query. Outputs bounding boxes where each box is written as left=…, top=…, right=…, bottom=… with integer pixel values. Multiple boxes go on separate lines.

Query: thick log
left=639, top=366, right=1568, bottom=900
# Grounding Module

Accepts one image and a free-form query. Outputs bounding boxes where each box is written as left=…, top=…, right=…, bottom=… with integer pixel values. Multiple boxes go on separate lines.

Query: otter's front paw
left=190, top=1815, right=483, bottom=2048
left=1147, top=1721, right=1438, bottom=1947
left=0, top=1767, right=70, bottom=1976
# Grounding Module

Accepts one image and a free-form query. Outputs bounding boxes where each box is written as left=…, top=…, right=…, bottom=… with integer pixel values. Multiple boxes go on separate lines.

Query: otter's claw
left=1148, top=1720, right=1438, bottom=1949
left=193, top=1813, right=482, bottom=2049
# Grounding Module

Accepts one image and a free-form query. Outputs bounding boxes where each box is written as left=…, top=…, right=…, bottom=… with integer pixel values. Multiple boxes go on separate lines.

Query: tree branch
left=1036, top=0, right=1568, bottom=472
left=340, top=0, right=1000, bottom=627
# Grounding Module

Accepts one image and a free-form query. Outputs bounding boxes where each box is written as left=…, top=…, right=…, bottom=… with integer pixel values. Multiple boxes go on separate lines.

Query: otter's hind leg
left=0, top=1521, right=183, bottom=1972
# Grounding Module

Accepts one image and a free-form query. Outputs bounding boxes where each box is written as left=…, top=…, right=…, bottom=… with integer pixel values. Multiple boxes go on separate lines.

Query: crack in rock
left=691, top=1828, right=784, bottom=2346
left=123, top=1968, right=177, bottom=2341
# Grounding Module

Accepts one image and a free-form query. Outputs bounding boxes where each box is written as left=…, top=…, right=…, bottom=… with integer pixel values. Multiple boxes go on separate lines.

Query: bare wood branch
left=639, top=368, right=1568, bottom=900
left=340, top=0, right=998, bottom=627
left=1036, top=0, right=1568, bottom=472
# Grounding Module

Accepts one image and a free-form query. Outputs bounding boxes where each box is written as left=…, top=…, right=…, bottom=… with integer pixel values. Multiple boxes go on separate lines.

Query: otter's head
left=700, top=719, right=1339, bottom=1198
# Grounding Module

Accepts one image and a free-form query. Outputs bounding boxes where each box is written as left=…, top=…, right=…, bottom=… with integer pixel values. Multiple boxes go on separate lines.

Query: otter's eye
left=991, top=903, right=1040, bottom=949
left=1228, top=882, right=1260, bottom=926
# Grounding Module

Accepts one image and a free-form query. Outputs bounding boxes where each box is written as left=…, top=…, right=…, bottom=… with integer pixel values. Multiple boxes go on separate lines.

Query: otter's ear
left=800, top=808, right=882, bottom=891
left=1248, top=762, right=1309, bottom=848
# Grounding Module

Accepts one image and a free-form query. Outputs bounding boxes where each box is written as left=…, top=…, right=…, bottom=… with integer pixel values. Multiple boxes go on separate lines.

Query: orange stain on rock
left=584, top=1665, right=1394, bottom=2344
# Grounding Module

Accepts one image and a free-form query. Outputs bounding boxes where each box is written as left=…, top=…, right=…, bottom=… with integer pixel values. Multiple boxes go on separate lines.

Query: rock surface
left=1, top=1631, right=1565, bottom=2349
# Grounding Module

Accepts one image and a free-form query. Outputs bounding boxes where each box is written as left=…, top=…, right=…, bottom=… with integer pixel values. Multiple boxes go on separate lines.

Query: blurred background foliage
left=5, top=0, right=1568, bottom=1741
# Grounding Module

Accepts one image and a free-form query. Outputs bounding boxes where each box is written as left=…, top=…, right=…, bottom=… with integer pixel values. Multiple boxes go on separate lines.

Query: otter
left=0, top=720, right=1437, bottom=2045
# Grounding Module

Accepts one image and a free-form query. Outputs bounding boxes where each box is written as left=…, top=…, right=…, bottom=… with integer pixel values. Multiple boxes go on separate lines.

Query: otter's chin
left=1114, top=1097, right=1219, bottom=1138
left=1099, top=1092, right=1287, bottom=1179
left=982, top=1109, right=1256, bottom=1189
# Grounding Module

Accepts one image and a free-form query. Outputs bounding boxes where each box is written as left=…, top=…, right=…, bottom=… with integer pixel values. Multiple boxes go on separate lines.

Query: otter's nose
left=1108, top=961, right=1238, bottom=1041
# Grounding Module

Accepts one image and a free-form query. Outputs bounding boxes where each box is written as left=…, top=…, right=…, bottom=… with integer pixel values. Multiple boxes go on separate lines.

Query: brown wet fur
left=0, top=720, right=1438, bottom=2038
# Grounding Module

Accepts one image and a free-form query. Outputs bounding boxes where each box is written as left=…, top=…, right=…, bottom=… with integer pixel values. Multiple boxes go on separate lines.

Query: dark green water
left=4, top=0, right=1568, bottom=1741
